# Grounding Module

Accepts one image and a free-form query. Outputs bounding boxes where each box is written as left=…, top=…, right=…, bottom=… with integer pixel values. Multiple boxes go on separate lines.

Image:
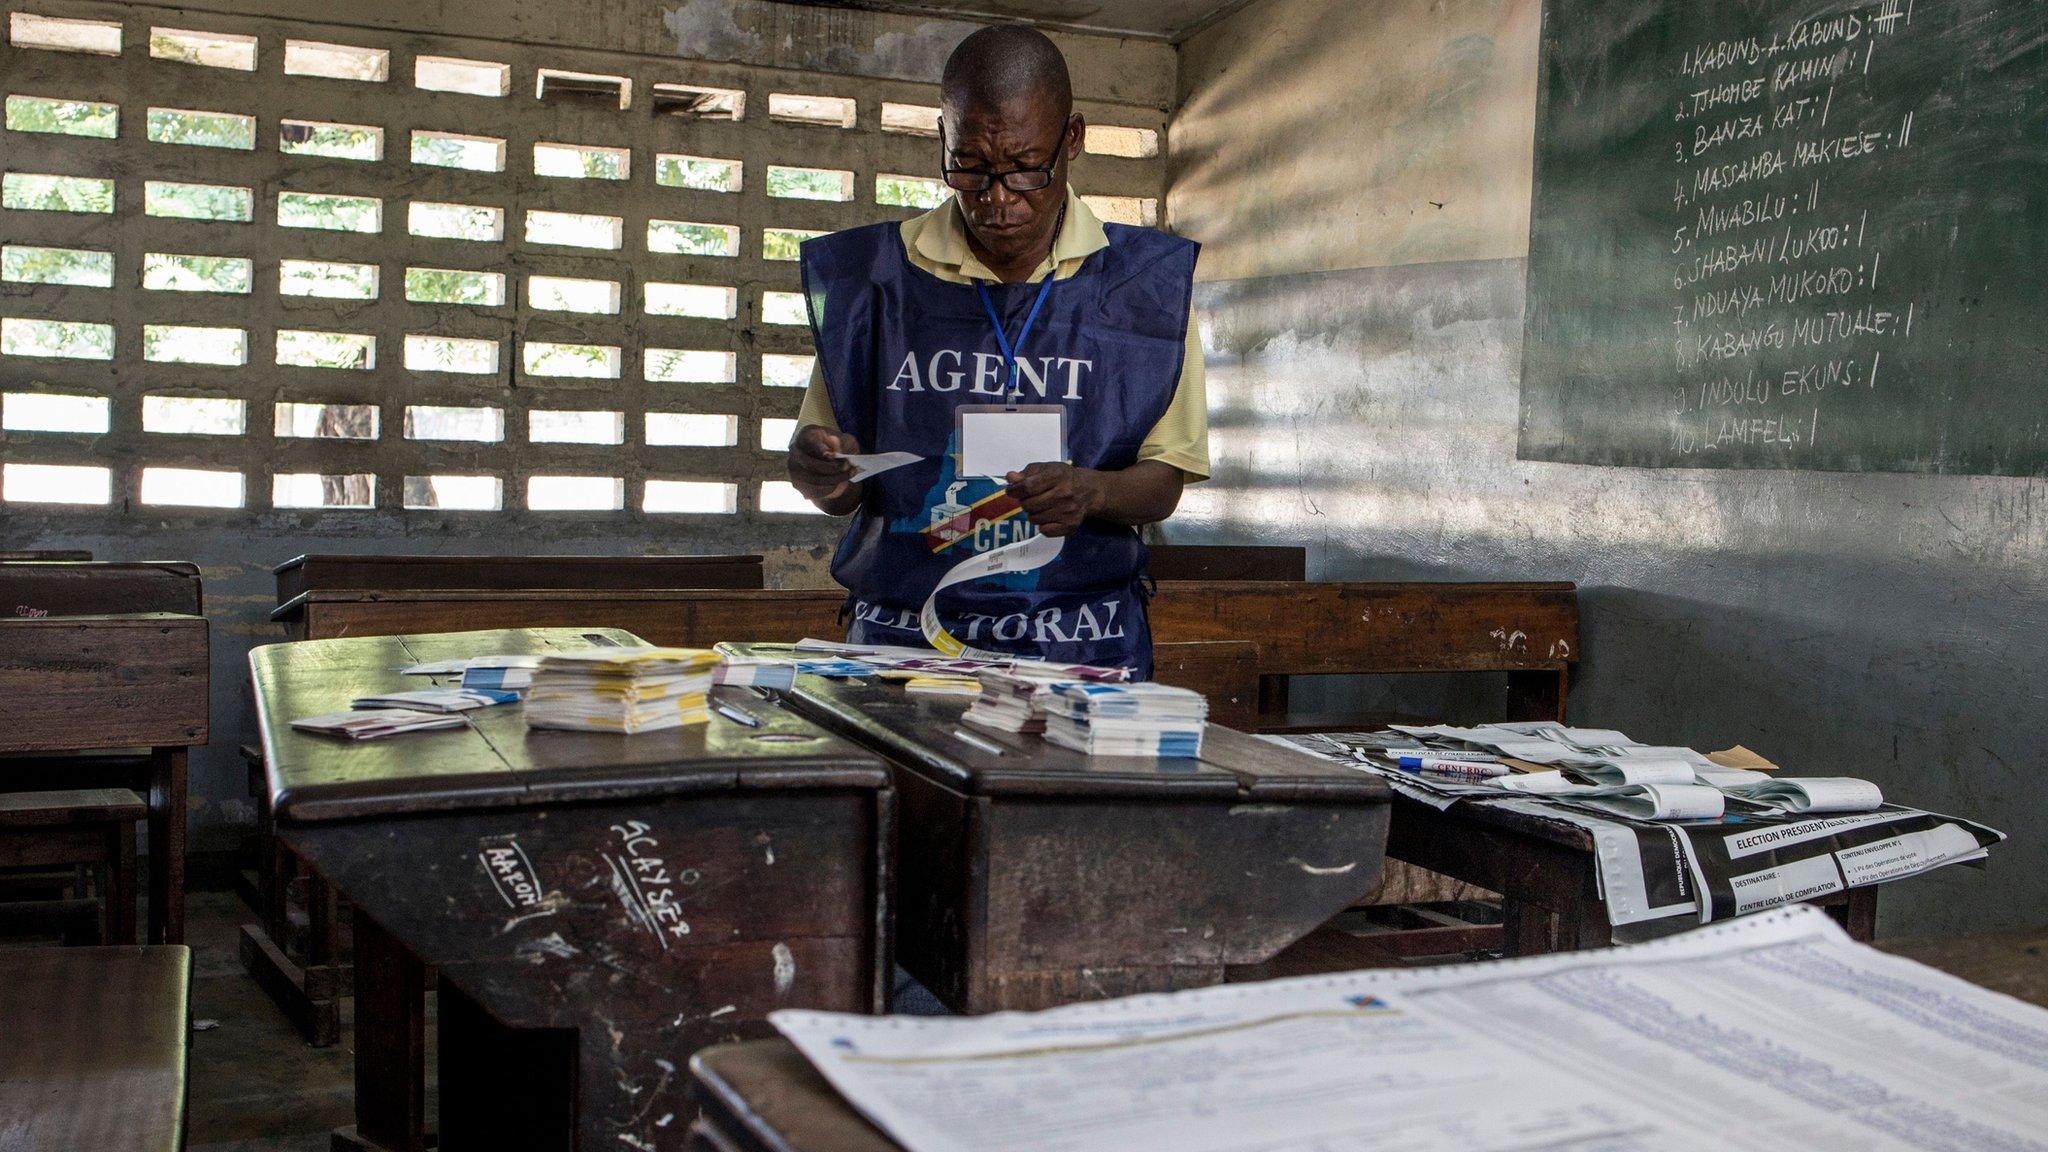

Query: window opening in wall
left=3, top=463, right=112, bottom=504
left=760, top=291, right=807, bottom=326
left=535, top=69, right=631, bottom=110
left=143, top=324, right=243, bottom=365
left=648, top=219, right=739, bottom=257
left=149, top=27, right=256, bottom=69
left=274, top=473, right=375, bottom=508
left=876, top=174, right=948, bottom=210
left=881, top=102, right=940, bottom=137
left=280, top=119, right=384, bottom=161
left=405, top=267, right=505, bottom=306
left=10, top=13, right=122, bottom=55
left=762, top=228, right=824, bottom=261
left=139, top=466, right=244, bottom=508
left=1084, top=125, right=1160, bottom=158
left=644, top=479, right=737, bottom=514
left=768, top=93, right=855, bottom=128
left=530, top=409, right=624, bottom=444
left=1081, top=194, right=1159, bottom=227
left=759, top=417, right=796, bottom=451
left=523, top=342, right=621, bottom=379
left=147, top=107, right=256, bottom=150
left=280, top=191, right=383, bottom=233
left=3, top=245, right=113, bottom=287
left=275, top=329, right=376, bottom=370
left=409, top=202, right=503, bottom=242
left=655, top=154, right=742, bottom=192
left=645, top=282, right=737, bottom=319
left=3, top=173, right=113, bottom=213
left=274, top=401, right=378, bottom=439
left=404, top=334, right=499, bottom=374
left=142, top=252, right=253, bottom=293
left=759, top=480, right=823, bottom=513
left=524, top=209, right=622, bottom=250
left=411, top=130, right=505, bottom=172
left=5, top=95, right=118, bottom=138
left=761, top=353, right=814, bottom=388
left=651, top=83, right=743, bottom=120
left=533, top=141, right=630, bottom=180
left=284, top=41, right=389, bottom=82
left=280, top=259, right=379, bottom=299
left=766, top=166, right=853, bottom=202
left=645, top=348, right=735, bottom=384
left=404, top=474, right=501, bottom=510
left=405, top=405, right=502, bottom=442
left=528, top=475, right=622, bottom=511
left=646, top=412, right=737, bottom=447
left=416, top=56, right=510, bottom=97
left=143, top=395, right=245, bottom=434
left=145, top=181, right=250, bottom=222
left=528, top=275, right=621, bottom=314
left=3, top=317, right=114, bottom=359
left=2, top=391, right=108, bottom=433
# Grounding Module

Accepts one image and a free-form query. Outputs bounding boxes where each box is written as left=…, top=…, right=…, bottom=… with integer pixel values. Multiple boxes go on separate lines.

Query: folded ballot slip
left=1722, top=776, right=1884, bottom=814
left=524, top=647, right=720, bottom=734
left=350, top=688, right=518, bottom=713
left=1043, top=681, right=1208, bottom=758
left=292, top=709, right=468, bottom=740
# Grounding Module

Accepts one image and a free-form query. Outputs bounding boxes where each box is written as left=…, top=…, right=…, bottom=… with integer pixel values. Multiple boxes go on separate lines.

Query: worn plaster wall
left=1166, top=0, right=2047, bottom=936
left=1, top=0, right=1176, bottom=865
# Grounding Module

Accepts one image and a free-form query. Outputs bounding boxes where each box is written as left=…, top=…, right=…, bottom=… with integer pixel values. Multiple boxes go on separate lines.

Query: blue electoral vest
left=800, top=221, right=1197, bottom=677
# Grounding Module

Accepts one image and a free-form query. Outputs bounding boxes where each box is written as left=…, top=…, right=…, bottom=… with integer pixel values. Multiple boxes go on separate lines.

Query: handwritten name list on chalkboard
left=1521, top=0, right=2047, bottom=475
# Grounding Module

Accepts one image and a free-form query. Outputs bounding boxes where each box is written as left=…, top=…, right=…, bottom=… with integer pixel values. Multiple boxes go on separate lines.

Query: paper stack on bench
left=525, top=648, right=720, bottom=733
left=1044, top=682, right=1206, bottom=757
left=961, top=669, right=1049, bottom=734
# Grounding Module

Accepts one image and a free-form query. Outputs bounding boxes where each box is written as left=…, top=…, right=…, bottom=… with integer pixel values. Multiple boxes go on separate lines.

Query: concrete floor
left=176, top=887, right=2048, bottom=1150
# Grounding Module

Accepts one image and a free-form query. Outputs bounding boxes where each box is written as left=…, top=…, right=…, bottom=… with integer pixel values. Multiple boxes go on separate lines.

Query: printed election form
left=773, top=906, right=2048, bottom=1152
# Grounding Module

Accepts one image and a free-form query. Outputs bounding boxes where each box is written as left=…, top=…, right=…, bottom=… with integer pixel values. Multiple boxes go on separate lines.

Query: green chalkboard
left=1520, top=0, right=2048, bottom=474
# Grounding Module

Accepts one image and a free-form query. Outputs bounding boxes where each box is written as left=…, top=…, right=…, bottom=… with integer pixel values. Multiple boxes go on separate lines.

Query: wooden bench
left=689, top=1040, right=899, bottom=1152
left=250, top=552, right=765, bottom=1046
left=0, top=611, right=208, bottom=945
left=0, top=788, right=143, bottom=944
left=0, top=944, right=191, bottom=1151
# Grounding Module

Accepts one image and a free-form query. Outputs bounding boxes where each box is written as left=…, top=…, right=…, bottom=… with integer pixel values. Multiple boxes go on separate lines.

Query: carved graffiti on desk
left=478, top=833, right=563, bottom=928
left=603, top=820, right=696, bottom=949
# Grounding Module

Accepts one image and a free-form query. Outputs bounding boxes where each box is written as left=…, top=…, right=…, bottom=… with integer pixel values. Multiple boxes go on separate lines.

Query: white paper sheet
left=774, top=906, right=2048, bottom=1152
left=959, top=408, right=1064, bottom=478
left=835, top=450, right=923, bottom=484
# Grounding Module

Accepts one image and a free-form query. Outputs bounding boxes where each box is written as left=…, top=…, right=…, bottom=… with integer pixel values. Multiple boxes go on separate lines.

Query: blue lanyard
left=973, top=274, right=1056, bottom=402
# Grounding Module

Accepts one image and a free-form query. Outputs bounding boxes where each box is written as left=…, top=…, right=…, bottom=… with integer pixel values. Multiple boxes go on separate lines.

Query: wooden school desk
left=721, top=644, right=1393, bottom=1013
left=0, top=559, right=210, bottom=944
left=688, top=1040, right=900, bottom=1152
left=250, top=628, right=894, bottom=1152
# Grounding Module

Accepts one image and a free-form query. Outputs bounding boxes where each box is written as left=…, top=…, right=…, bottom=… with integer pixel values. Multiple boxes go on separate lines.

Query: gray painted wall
left=1169, top=0, right=2045, bottom=936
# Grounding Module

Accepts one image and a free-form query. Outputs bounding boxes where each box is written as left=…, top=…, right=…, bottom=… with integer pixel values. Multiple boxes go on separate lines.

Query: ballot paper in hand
left=1724, top=776, right=1885, bottom=814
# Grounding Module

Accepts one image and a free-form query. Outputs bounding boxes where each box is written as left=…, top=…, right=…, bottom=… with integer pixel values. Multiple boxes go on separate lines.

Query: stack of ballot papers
left=523, top=648, right=720, bottom=733
left=349, top=688, right=518, bottom=713
left=292, top=709, right=468, bottom=740
left=960, top=669, right=1049, bottom=734
left=1043, top=682, right=1207, bottom=757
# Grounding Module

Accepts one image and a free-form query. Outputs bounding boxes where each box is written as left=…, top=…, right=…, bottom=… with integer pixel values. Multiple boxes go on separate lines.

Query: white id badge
left=956, top=405, right=1066, bottom=478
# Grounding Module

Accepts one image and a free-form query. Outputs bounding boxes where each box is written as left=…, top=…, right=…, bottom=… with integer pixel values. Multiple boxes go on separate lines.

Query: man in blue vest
left=787, top=24, right=1208, bottom=677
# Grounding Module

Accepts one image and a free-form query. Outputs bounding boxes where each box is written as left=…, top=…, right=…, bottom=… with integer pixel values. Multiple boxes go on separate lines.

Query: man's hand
left=788, top=425, right=864, bottom=514
left=1005, top=462, right=1107, bottom=538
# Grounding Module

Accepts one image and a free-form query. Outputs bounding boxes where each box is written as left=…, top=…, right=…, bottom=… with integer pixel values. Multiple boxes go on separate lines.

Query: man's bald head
left=940, top=24, right=1073, bottom=122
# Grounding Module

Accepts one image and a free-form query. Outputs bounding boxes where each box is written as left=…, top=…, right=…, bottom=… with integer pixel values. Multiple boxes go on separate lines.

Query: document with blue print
left=774, top=906, right=2048, bottom=1152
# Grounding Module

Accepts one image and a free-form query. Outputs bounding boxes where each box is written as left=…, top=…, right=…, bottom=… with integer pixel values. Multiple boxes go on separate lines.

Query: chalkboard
left=1520, top=0, right=2048, bottom=474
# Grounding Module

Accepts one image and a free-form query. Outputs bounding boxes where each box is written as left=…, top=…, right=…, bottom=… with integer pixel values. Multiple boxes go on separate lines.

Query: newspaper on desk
left=1278, top=728, right=2003, bottom=937
left=774, top=905, right=2048, bottom=1152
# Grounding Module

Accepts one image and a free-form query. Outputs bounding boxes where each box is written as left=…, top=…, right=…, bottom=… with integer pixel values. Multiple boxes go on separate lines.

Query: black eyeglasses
left=940, top=122, right=1070, bottom=194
